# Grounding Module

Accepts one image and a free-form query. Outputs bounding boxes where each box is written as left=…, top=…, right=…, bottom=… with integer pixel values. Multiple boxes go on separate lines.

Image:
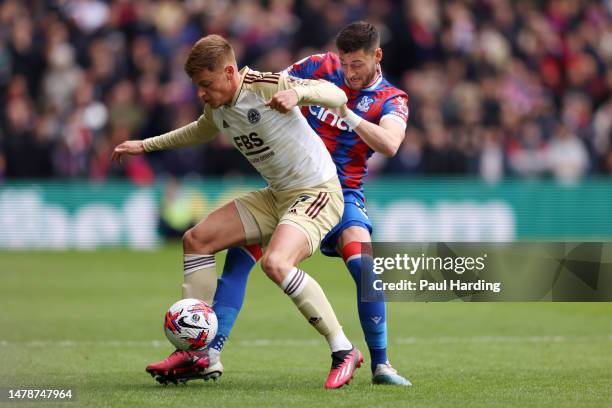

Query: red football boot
left=324, top=347, right=363, bottom=389
left=146, top=350, right=209, bottom=384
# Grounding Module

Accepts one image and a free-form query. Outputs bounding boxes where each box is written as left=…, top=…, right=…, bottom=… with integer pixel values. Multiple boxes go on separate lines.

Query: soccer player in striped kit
left=112, top=34, right=362, bottom=389
left=207, top=21, right=411, bottom=386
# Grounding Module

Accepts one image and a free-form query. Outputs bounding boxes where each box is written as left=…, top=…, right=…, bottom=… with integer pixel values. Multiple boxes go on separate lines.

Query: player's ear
left=224, top=65, right=235, bottom=79
left=374, top=48, right=383, bottom=64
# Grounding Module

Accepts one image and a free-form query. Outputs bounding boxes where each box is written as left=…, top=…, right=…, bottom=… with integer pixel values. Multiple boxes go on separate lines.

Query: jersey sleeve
left=143, top=105, right=219, bottom=152
left=244, top=68, right=347, bottom=108
left=380, top=94, right=409, bottom=129
left=279, top=73, right=347, bottom=108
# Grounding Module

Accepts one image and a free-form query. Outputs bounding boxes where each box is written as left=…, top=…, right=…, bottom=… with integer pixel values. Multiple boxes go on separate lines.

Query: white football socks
left=280, top=267, right=352, bottom=352
left=182, top=254, right=217, bottom=304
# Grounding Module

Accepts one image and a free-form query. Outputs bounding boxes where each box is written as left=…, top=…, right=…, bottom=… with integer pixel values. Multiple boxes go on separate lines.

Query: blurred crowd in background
left=1, top=0, right=612, bottom=184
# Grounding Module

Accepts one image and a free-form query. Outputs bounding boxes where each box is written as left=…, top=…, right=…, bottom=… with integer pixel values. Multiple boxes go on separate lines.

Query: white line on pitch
left=0, top=336, right=610, bottom=348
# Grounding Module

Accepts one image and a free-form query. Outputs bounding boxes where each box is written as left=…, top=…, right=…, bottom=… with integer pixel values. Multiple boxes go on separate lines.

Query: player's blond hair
left=184, top=34, right=236, bottom=77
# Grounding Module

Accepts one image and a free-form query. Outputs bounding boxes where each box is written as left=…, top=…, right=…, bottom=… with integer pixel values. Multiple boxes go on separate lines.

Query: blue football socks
left=209, top=245, right=261, bottom=352
left=343, top=242, right=388, bottom=372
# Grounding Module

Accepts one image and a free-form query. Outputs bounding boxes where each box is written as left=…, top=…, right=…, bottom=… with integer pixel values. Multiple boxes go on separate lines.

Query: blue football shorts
left=320, top=190, right=373, bottom=257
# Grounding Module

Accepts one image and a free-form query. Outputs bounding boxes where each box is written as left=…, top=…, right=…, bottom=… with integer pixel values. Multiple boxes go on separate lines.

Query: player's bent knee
left=182, top=228, right=199, bottom=252
left=260, top=251, right=292, bottom=284
left=183, top=227, right=215, bottom=254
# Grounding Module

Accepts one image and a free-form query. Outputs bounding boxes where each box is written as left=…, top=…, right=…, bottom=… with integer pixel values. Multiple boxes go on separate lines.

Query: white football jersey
left=204, top=68, right=338, bottom=191
left=143, top=67, right=348, bottom=191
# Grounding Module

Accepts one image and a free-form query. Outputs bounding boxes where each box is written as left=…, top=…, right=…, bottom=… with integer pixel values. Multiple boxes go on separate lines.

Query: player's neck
left=226, top=70, right=243, bottom=106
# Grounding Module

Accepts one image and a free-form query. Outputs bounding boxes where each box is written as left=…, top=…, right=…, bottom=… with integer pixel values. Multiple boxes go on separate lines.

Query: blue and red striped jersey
left=287, top=52, right=409, bottom=198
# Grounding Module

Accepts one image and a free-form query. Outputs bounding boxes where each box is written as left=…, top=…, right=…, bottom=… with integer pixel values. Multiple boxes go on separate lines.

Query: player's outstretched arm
left=112, top=108, right=220, bottom=164
left=111, top=140, right=145, bottom=163
left=111, top=121, right=205, bottom=163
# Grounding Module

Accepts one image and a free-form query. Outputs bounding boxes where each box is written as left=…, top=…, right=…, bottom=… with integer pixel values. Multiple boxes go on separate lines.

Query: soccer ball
left=163, top=298, right=218, bottom=350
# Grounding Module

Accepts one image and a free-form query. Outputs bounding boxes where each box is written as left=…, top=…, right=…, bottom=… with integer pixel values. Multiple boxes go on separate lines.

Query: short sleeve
left=380, top=94, right=409, bottom=127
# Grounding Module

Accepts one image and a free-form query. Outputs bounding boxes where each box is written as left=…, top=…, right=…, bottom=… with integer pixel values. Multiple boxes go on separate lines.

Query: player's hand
left=111, top=140, right=145, bottom=163
left=266, top=90, right=299, bottom=113
left=331, top=104, right=349, bottom=118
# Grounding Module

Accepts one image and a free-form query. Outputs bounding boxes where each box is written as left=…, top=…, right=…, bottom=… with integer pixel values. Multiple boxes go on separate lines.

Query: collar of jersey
left=230, top=66, right=250, bottom=107
left=344, top=72, right=382, bottom=92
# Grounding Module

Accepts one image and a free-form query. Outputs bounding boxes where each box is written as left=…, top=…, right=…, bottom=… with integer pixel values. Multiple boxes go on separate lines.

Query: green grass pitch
left=0, top=245, right=611, bottom=407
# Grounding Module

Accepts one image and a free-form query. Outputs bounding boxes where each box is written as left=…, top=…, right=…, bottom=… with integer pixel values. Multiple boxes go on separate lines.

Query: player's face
left=192, top=65, right=235, bottom=108
left=338, top=48, right=382, bottom=91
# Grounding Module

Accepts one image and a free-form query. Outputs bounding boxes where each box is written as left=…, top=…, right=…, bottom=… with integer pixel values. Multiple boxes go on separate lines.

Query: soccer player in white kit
left=112, top=34, right=362, bottom=389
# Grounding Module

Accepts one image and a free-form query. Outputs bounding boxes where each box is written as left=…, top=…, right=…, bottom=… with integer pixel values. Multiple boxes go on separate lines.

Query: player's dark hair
left=336, top=21, right=380, bottom=54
